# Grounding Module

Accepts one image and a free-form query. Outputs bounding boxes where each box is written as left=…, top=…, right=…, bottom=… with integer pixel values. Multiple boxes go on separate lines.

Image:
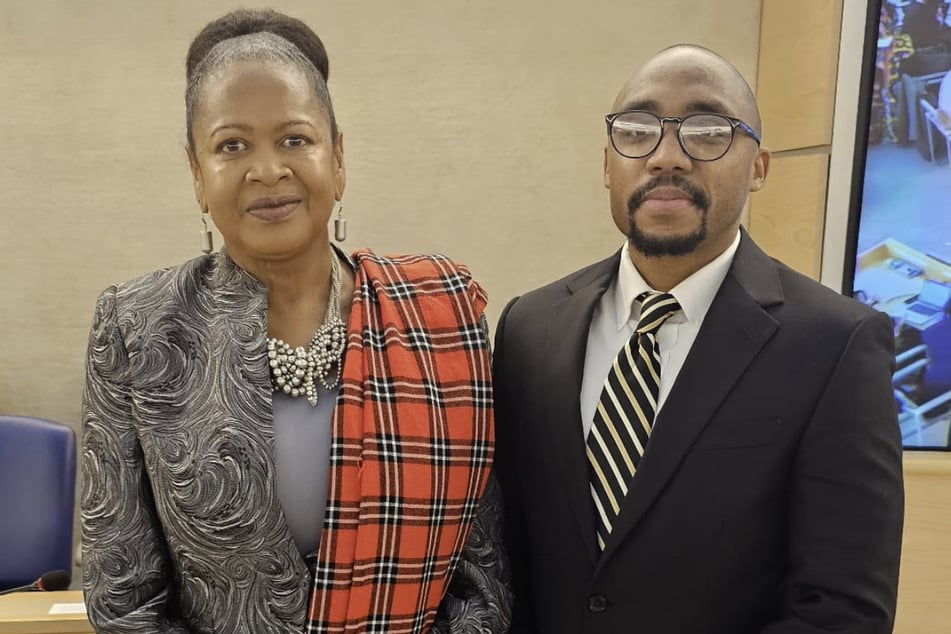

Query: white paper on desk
left=48, top=602, right=87, bottom=615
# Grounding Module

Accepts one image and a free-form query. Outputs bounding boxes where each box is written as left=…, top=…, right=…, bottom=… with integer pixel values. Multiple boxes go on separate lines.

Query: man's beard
left=626, top=175, right=710, bottom=257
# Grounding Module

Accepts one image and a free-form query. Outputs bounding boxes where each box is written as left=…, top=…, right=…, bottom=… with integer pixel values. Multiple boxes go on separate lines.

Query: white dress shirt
left=580, top=231, right=741, bottom=438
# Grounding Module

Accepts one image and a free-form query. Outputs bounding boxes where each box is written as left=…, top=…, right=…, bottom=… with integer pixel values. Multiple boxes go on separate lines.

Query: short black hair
left=185, top=9, right=336, bottom=149
left=187, top=8, right=329, bottom=81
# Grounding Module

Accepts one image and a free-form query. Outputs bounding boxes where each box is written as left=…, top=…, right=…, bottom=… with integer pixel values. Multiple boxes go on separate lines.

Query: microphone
left=0, top=570, right=71, bottom=596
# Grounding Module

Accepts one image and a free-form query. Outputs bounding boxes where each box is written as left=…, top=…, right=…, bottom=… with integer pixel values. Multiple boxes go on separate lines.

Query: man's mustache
left=627, top=176, right=710, bottom=212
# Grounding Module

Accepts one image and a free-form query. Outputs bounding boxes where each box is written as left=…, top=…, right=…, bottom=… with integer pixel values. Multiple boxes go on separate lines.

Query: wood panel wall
left=751, top=0, right=842, bottom=278
left=754, top=1, right=951, bottom=631
left=899, top=453, right=951, bottom=632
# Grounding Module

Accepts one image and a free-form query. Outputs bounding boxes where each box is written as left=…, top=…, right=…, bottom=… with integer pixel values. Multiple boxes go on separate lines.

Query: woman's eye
left=219, top=139, right=247, bottom=153
left=283, top=135, right=309, bottom=148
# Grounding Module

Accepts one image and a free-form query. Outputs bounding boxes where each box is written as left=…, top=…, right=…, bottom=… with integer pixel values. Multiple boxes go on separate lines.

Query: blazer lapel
left=598, top=232, right=784, bottom=565
left=210, top=251, right=273, bottom=407
left=539, top=253, right=619, bottom=563
left=208, top=252, right=307, bottom=578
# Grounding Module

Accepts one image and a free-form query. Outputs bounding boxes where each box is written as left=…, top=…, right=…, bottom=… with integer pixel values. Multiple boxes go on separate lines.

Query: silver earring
left=334, top=201, right=347, bottom=242
left=200, top=211, right=214, bottom=254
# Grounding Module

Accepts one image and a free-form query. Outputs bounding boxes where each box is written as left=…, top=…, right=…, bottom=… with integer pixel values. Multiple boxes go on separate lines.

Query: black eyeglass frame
left=604, top=110, right=762, bottom=162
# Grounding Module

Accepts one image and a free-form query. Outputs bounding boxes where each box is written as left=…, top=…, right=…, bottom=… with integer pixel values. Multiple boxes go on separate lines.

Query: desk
left=853, top=266, right=921, bottom=318
left=856, top=239, right=951, bottom=324
left=0, top=591, right=91, bottom=634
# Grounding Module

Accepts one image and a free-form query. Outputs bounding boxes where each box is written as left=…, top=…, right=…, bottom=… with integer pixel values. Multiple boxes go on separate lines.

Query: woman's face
left=188, top=59, right=345, bottom=265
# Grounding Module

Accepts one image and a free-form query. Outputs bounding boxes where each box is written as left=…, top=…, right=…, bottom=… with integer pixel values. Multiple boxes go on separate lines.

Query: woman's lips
left=247, top=201, right=299, bottom=222
left=246, top=196, right=301, bottom=222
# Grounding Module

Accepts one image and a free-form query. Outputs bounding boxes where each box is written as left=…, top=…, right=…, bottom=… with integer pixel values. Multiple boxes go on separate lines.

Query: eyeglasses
left=605, top=110, right=761, bottom=162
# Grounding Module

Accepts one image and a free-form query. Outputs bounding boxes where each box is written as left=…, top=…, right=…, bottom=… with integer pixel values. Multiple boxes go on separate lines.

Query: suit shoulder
left=772, top=258, right=886, bottom=330
left=505, top=252, right=618, bottom=315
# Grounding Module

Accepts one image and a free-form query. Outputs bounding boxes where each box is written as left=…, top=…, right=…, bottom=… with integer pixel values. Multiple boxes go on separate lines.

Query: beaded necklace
left=266, top=251, right=346, bottom=406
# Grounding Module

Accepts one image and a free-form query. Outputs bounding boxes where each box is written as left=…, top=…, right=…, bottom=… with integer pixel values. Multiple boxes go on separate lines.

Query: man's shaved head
left=613, top=44, right=761, bottom=134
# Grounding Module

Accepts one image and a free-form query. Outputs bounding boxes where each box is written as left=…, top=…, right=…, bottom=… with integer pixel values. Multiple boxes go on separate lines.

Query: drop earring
left=200, top=211, right=214, bottom=254
left=334, top=201, right=347, bottom=242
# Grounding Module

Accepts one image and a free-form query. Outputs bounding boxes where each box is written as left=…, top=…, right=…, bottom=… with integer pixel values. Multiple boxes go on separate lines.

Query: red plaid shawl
left=305, top=251, right=494, bottom=633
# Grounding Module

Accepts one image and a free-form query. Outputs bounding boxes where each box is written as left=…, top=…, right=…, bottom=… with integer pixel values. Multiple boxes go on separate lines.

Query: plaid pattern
left=305, top=251, right=494, bottom=633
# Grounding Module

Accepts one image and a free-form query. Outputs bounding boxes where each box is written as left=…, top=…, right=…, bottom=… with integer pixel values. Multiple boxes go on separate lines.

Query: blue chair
left=0, top=415, right=76, bottom=590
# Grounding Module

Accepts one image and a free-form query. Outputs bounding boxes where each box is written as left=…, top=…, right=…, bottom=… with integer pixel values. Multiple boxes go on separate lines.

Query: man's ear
left=603, top=145, right=611, bottom=190
left=749, top=148, right=770, bottom=192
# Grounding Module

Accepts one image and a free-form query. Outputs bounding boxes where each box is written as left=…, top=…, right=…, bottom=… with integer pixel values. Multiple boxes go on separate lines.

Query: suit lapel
left=539, top=254, right=618, bottom=563
left=598, top=232, right=784, bottom=566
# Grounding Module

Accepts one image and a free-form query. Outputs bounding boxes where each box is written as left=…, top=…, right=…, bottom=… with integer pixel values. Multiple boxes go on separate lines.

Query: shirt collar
left=613, top=230, right=741, bottom=331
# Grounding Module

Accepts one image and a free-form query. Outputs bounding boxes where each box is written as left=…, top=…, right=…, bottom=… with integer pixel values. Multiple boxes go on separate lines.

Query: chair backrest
left=921, top=98, right=941, bottom=122
left=939, top=69, right=951, bottom=112
left=923, top=95, right=951, bottom=134
left=0, top=415, right=76, bottom=590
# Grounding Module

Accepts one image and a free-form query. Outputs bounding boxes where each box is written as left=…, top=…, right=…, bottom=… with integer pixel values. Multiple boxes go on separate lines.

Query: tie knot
left=635, top=291, right=680, bottom=334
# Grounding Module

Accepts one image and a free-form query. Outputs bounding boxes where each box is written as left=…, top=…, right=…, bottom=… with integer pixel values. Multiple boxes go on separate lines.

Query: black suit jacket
left=493, top=232, right=903, bottom=633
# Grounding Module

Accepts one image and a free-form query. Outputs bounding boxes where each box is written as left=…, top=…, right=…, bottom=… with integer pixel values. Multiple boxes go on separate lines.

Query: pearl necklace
left=266, top=252, right=346, bottom=406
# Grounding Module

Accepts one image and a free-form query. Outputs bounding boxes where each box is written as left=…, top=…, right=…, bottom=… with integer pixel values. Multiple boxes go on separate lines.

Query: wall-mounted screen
left=841, top=0, right=951, bottom=449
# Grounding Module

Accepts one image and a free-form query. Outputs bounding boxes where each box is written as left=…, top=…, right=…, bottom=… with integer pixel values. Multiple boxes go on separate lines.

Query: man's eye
left=617, top=124, right=655, bottom=138
left=686, top=128, right=731, bottom=143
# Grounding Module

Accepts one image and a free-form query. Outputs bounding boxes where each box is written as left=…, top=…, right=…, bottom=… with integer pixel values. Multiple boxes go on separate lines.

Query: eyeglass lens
left=611, top=112, right=734, bottom=161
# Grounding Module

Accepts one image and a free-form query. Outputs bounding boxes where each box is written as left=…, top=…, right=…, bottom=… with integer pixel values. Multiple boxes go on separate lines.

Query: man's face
left=603, top=49, right=769, bottom=261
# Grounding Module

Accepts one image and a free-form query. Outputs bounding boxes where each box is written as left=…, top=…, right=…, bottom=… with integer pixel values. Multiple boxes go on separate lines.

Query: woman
left=80, top=9, right=510, bottom=633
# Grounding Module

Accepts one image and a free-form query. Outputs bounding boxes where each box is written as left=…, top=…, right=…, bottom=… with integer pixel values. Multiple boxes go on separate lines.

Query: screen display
left=849, top=0, right=951, bottom=449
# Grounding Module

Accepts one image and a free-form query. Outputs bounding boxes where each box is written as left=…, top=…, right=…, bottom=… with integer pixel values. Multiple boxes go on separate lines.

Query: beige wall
left=0, top=0, right=761, bottom=581
left=0, top=0, right=761, bottom=424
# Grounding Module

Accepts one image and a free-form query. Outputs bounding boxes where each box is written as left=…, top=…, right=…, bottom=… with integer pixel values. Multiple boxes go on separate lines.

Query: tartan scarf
left=305, top=250, right=494, bottom=633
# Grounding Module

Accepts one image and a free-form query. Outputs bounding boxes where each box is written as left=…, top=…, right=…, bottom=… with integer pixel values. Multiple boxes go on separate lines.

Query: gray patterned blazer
left=81, top=252, right=511, bottom=633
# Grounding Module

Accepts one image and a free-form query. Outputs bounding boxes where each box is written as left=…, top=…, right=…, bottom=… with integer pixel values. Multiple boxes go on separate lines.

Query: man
left=902, top=0, right=944, bottom=51
left=493, top=45, right=903, bottom=633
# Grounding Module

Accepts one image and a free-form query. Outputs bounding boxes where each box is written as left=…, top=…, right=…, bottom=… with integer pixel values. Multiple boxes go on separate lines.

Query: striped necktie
left=587, top=291, right=681, bottom=551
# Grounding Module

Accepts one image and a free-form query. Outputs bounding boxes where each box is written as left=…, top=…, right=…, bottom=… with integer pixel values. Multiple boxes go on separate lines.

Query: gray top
left=272, top=386, right=337, bottom=556
left=273, top=246, right=350, bottom=557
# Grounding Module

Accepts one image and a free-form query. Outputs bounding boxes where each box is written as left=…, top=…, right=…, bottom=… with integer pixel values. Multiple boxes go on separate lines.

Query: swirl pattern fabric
left=81, top=250, right=507, bottom=633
